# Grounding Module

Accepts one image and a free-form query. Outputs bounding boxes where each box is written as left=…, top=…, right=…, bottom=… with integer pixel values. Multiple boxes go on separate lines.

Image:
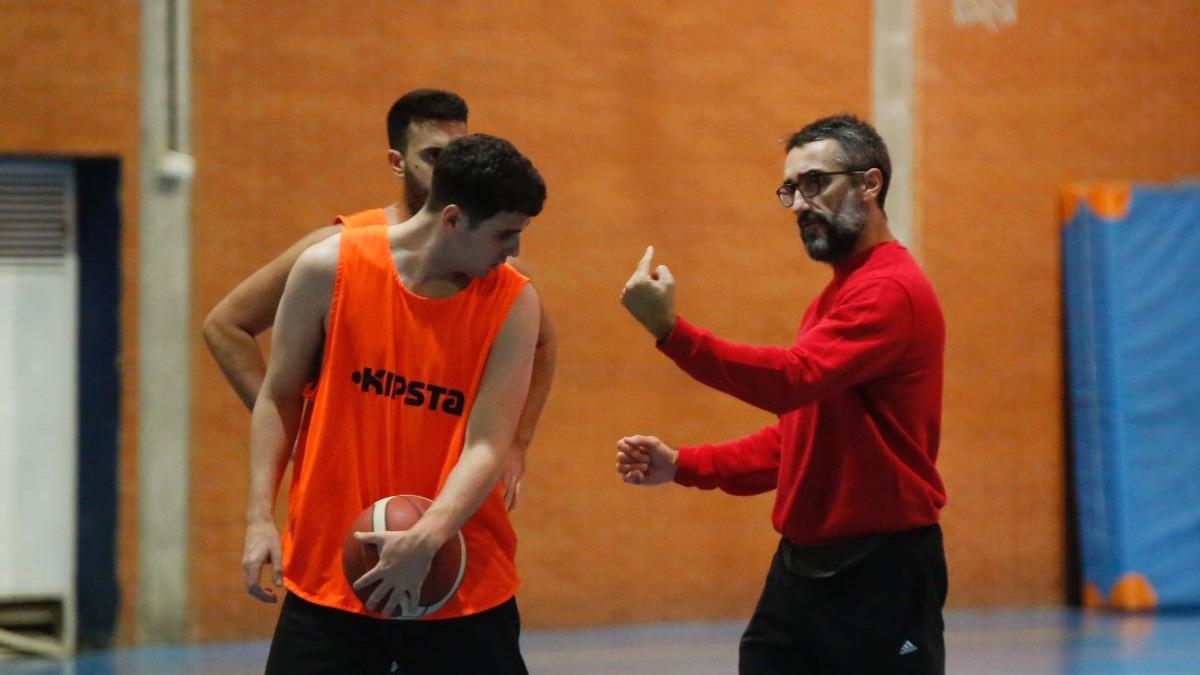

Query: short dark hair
left=786, top=114, right=892, bottom=209
left=386, top=89, right=469, bottom=151
left=428, top=134, right=546, bottom=224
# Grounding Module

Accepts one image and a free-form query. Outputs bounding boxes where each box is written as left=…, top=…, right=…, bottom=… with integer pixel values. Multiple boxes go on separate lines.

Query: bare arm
left=352, top=284, right=540, bottom=615
left=499, top=257, right=558, bottom=509
left=241, top=237, right=338, bottom=603
left=420, top=284, right=539, bottom=537
left=515, top=301, right=556, bottom=450
left=203, top=224, right=342, bottom=410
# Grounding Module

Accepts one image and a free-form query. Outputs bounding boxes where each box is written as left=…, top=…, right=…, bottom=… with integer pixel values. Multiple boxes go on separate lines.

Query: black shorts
left=265, top=592, right=528, bottom=675
left=739, top=524, right=948, bottom=675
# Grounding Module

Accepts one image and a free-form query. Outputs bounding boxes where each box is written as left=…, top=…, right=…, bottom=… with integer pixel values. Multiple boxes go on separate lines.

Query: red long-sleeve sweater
left=662, top=241, right=946, bottom=545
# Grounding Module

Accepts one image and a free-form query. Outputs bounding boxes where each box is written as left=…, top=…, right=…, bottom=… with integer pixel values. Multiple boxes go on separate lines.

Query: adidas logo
left=898, top=640, right=918, bottom=656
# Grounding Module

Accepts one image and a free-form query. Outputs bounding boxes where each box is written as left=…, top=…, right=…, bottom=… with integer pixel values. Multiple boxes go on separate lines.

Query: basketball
left=341, top=494, right=467, bottom=619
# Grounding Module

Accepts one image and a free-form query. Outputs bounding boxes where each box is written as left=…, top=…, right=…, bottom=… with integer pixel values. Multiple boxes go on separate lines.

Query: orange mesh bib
left=296, top=208, right=391, bottom=453
left=334, top=207, right=389, bottom=228
left=283, top=225, right=528, bottom=619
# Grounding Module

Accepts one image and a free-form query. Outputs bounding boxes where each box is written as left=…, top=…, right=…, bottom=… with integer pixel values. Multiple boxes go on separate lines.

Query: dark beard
left=799, top=198, right=866, bottom=263
left=403, top=171, right=428, bottom=216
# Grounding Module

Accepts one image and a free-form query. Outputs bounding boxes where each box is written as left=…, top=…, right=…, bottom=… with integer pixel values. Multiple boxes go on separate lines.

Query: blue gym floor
left=2, top=608, right=1198, bottom=674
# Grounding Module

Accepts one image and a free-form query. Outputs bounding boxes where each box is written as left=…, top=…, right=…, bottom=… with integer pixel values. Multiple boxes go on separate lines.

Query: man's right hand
left=242, top=519, right=284, bottom=603
left=615, top=435, right=679, bottom=486
left=620, top=246, right=676, bottom=341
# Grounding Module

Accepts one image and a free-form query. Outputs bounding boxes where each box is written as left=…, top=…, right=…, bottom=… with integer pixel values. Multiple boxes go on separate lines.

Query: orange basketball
left=341, top=494, right=466, bottom=619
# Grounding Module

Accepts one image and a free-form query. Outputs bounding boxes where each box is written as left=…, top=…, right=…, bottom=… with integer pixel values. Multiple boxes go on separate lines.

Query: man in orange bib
left=205, top=89, right=554, bottom=510
left=243, top=134, right=545, bottom=673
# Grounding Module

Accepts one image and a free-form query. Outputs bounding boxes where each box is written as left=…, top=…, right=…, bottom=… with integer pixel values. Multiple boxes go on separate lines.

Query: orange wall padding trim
left=1082, top=574, right=1158, bottom=611
left=1082, top=582, right=1105, bottom=609
left=1109, top=573, right=1158, bottom=611
left=1059, top=182, right=1133, bottom=224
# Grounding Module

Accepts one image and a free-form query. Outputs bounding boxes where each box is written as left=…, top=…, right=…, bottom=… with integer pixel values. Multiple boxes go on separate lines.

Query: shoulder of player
left=292, top=232, right=342, bottom=283
left=513, top=281, right=538, bottom=305
left=503, top=283, right=540, bottom=327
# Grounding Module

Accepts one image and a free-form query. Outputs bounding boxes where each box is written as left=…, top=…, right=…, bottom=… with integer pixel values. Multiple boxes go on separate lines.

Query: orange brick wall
left=4, top=0, right=1200, bottom=645
left=917, top=0, right=1200, bottom=605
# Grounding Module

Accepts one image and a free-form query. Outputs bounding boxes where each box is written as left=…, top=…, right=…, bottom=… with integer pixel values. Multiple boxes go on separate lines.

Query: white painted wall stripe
left=137, top=0, right=193, bottom=644
left=873, top=0, right=917, bottom=256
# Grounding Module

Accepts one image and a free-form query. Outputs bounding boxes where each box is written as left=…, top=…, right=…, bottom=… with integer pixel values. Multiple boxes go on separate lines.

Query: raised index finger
left=636, top=245, right=655, bottom=276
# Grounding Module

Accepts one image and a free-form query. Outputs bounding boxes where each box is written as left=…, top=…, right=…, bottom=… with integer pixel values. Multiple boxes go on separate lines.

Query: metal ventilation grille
left=0, top=166, right=71, bottom=263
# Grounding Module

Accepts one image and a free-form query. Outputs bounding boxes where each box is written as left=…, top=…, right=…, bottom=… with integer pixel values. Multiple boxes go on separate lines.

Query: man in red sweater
left=618, top=114, right=947, bottom=674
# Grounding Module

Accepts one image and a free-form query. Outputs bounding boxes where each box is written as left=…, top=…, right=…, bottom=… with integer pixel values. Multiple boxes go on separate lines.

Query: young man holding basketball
left=205, top=89, right=555, bottom=511
left=618, top=114, right=948, bottom=674
left=243, top=134, right=545, bottom=673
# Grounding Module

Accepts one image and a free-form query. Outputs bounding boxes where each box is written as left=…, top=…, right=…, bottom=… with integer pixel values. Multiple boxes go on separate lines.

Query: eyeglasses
left=776, top=170, right=867, bottom=207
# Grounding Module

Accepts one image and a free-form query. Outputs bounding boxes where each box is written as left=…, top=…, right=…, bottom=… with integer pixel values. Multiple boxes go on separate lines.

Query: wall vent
left=0, top=162, right=72, bottom=264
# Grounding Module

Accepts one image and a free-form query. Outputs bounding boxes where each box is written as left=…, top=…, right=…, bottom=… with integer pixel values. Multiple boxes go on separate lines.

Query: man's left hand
left=621, top=245, right=676, bottom=341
